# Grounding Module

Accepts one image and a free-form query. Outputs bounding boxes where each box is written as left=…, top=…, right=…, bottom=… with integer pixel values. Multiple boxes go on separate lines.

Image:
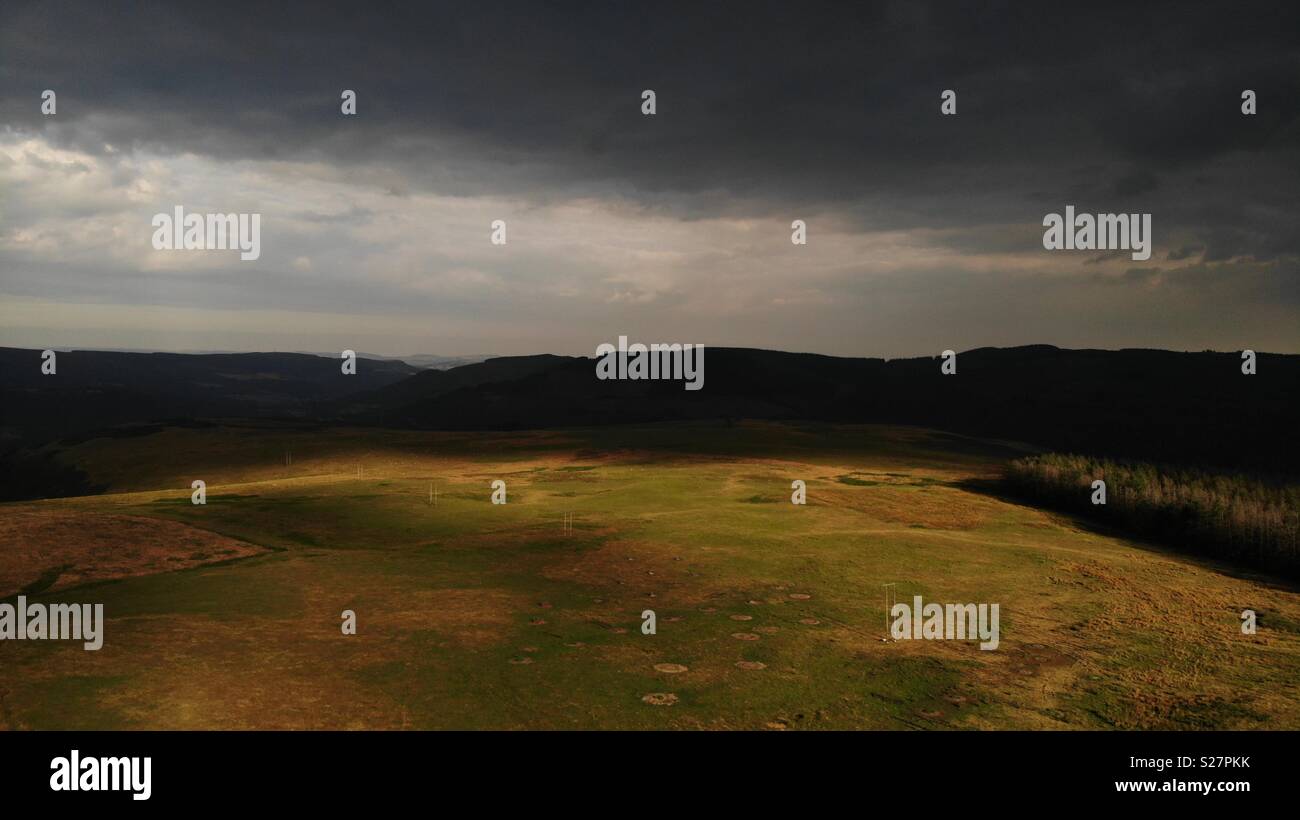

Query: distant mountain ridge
left=0, top=347, right=417, bottom=447
left=339, top=345, right=1299, bottom=473
left=2, top=345, right=1296, bottom=474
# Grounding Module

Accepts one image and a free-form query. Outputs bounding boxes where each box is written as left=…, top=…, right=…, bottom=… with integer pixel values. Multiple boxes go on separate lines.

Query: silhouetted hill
left=342, top=346, right=1300, bottom=474
left=0, top=347, right=417, bottom=447
left=351, top=354, right=580, bottom=411
left=3, top=345, right=1296, bottom=475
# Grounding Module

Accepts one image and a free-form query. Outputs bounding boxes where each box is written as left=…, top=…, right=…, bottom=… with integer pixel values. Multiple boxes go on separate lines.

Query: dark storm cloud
left=3, top=0, right=1298, bottom=233
left=2, top=0, right=1298, bottom=357
left=1167, top=243, right=1205, bottom=262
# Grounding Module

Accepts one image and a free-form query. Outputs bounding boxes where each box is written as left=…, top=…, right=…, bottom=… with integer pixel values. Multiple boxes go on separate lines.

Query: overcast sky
left=1, top=1, right=1297, bottom=357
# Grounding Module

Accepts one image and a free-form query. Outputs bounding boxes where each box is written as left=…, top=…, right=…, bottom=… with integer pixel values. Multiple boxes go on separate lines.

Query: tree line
left=1002, top=453, right=1299, bottom=578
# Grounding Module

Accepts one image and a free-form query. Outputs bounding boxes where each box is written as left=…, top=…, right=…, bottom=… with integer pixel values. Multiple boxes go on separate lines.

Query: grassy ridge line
left=1003, top=454, right=1300, bottom=577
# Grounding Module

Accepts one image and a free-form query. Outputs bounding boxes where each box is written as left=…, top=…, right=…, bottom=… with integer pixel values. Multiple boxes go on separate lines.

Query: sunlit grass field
left=2, top=420, right=1298, bottom=729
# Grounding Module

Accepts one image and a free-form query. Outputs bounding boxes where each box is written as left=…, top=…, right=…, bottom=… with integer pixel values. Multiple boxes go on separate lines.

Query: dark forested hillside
left=0, top=347, right=418, bottom=447
left=341, top=346, right=1298, bottom=474
left=3, top=345, right=1296, bottom=475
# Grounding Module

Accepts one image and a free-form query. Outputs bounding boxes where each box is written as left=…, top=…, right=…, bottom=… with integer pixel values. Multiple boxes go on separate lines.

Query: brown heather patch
left=538, top=535, right=721, bottom=606
left=2, top=614, right=410, bottom=730
left=363, top=587, right=526, bottom=648
left=818, top=484, right=998, bottom=530
left=0, top=508, right=265, bottom=597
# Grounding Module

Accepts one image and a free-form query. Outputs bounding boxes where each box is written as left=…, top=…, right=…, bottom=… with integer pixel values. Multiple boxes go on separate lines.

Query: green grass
left=1, top=421, right=1298, bottom=729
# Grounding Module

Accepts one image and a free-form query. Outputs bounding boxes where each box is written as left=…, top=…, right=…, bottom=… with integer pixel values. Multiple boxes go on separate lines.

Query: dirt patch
left=653, top=663, right=689, bottom=674
left=0, top=508, right=265, bottom=597
left=642, top=693, right=678, bottom=706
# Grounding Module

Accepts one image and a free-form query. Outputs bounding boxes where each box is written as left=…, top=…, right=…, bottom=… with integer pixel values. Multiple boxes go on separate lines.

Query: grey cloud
left=3, top=1, right=1296, bottom=227
left=1, top=0, right=1297, bottom=355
